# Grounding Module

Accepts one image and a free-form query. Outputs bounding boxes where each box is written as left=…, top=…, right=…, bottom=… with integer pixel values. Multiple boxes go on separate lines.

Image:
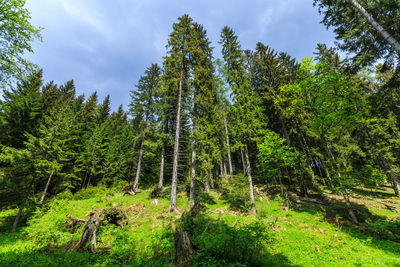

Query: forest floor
left=0, top=184, right=399, bottom=266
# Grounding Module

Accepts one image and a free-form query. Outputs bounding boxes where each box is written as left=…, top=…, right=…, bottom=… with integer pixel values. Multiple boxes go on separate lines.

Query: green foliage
left=314, top=0, right=400, bottom=68
left=220, top=174, right=251, bottom=211
left=257, top=130, right=297, bottom=179
left=72, top=185, right=115, bottom=200
left=0, top=0, right=42, bottom=86
left=190, top=218, right=271, bottom=266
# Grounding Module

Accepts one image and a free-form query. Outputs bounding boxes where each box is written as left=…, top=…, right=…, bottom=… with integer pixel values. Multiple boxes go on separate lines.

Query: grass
left=0, top=185, right=399, bottom=266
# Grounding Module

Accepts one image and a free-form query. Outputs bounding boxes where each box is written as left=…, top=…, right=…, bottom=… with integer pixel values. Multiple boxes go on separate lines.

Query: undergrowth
left=0, top=184, right=399, bottom=266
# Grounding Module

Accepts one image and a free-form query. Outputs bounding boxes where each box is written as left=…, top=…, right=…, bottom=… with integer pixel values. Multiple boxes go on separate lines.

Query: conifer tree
left=163, top=15, right=195, bottom=212
left=129, top=63, right=161, bottom=193
left=219, top=26, right=267, bottom=213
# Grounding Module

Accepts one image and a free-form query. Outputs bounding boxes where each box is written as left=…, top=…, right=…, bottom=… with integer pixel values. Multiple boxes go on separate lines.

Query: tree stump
left=69, top=217, right=98, bottom=252
left=174, top=231, right=194, bottom=265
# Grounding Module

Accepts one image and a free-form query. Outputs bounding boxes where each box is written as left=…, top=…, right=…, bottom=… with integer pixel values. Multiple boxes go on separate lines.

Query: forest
left=0, top=0, right=399, bottom=266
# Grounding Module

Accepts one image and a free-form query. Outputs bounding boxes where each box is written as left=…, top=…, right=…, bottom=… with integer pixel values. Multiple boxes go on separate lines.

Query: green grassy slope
left=0, top=186, right=399, bottom=266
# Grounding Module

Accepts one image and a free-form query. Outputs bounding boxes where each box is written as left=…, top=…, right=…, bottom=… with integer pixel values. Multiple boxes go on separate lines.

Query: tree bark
left=348, top=0, right=400, bottom=54
left=204, top=169, right=210, bottom=193
left=11, top=198, right=26, bottom=233
left=210, top=168, right=214, bottom=189
left=223, top=162, right=227, bottom=178
left=241, top=148, right=247, bottom=175
left=244, top=143, right=257, bottom=214
left=189, top=136, right=196, bottom=208
left=39, top=169, right=55, bottom=204
left=170, top=68, right=184, bottom=212
left=174, top=231, right=194, bottom=265
left=223, top=115, right=233, bottom=175
left=391, top=176, right=400, bottom=196
left=158, top=141, right=165, bottom=188
left=323, top=140, right=358, bottom=224
left=133, top=140, right=144, bottom=192
left=70, top=217, right=98, bottom=252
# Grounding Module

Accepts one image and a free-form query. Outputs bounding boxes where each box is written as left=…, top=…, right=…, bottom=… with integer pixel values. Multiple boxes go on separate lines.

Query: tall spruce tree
left=129, top=63, right=161, bottom=193
left=219, top=26, right=267, bottom=213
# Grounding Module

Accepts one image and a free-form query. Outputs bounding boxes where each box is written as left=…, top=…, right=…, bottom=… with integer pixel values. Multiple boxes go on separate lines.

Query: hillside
left=0, top=185, right=399, bottom=266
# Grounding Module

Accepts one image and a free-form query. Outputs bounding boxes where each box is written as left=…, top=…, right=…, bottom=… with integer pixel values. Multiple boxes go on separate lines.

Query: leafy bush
left=73, top=185, right=114, bottom=200
left=190, top=215, right=271, bottom=266
left=55, top=189, right=73, bottom=200
left=220, top=173, right=251, bottom=211
left=24, top=199, right=78, bottom=246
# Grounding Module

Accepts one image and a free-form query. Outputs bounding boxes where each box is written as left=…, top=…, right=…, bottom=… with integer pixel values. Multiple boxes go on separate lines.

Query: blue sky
left=25, top=0, right=336, bottom=111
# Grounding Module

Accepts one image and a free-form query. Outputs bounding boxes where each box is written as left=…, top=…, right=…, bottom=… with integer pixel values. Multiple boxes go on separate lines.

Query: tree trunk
left=241, top=148, right=246, bottom=175
left=321, top=159, right=335, bottom=191
left=210, top=168, right=214, bottom=189
left=244, top=143, right=257, bottom=214
left=204, top=171, right=210, bottom=193
left=392, top=176, right=400, bottom=196
left=323, top=140, right=358, bottom=224
left=133, top=140, right=144, bottom=192
left=189, top=136, right=196, bottom=208
left=11, top=198, right=26, bottom=233
left=348, top=0, right=400, bottom=54
left=223, top=115, right=233, bottom=175
left=223, top=162, right=227, bottom=178
left=70, top=217, right=99, bottom=252
left=158, top=141, right=165, bottom=188
left=170, top=68, right=183, bottom=212
left=174, top=231, right=194, bottom=265
left=39, top=169, right=55, bottom=204
left=385, top=171, right=400, bottom=196
left=279, top=113, right=291, bottom=146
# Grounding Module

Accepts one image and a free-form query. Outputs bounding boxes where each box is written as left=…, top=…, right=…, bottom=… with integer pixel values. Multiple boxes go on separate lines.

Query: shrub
left=220, top=173, right=251, bottom=212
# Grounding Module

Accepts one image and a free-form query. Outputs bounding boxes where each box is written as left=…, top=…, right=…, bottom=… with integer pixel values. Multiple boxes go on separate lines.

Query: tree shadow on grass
left=173, top=211, right=300, bottom=267
left=195, top=192, right=216, bottom=205
left=351, top=187, right=396, bottom=199
left=0, top=249, right=104, bottom=267
left=291, top=195, right=400, bottom=257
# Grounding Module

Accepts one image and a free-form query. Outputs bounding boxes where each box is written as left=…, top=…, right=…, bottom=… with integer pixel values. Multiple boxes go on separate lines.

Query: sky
left=25, top=0, right=336, bottom=111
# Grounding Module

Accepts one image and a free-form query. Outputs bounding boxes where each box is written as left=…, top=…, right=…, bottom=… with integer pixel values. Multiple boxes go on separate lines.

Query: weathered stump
left=69, top=217, right=98, bottom=252
left=174, top=231, right=194, bottom=265
left=65, top=215, right=86, bottom=233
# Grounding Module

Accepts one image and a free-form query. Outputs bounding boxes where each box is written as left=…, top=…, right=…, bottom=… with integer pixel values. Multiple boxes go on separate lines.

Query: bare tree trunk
left=391, top=176, right=400, bottom=196
left=210, top=168, right=214, bottom=189
left=348, top=0, right=400, bottom=54
left=11, top=198, right=27, bottom=233
left=321, top=159, right=335, bottom=191
left=170, top=68, right=183, bottom=212
left=39, top=169, right=55, bottom=204
left=158, top=141, right=165, bottom=188
left=133, top=141, right=144, bottom=192
left=223, top=162, right=227, bottom=178
left=385, top=170, right=400, bottom=196
left=81, top=171, right=88, bottom=190
left=204, top=173, right=210, bottom=193
left=189, top=136, right=196, bottom=208
left=323, top=140, right=358, bottom=224
left=223, top=116, right=233, bottom=175
left=241, top=148, right=247, bottom=175
left=244, top=143, right=257, bottom=214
